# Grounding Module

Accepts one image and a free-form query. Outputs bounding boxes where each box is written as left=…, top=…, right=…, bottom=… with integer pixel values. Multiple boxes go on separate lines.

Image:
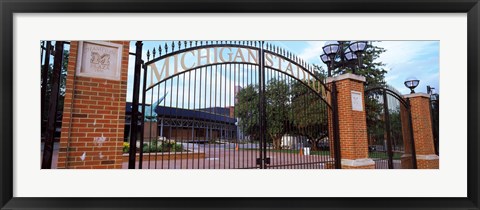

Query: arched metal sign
left=129, top=41, right=339, bottom=169
left=144, top=42, right=330, bottom=106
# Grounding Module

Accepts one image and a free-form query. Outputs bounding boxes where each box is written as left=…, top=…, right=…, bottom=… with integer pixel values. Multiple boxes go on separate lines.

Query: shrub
left=161, top=141, right=183, bottom=152
left=142, top=143, right=149, bottom=153
left=137, top=139, right=184, bottom=153
left=123, top=142, right=130, bottom=153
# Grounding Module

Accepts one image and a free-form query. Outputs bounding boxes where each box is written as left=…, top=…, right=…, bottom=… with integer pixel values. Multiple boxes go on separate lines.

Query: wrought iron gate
left=365, top=86, right=417, bottom=169
left=429, top=93, right=439, bottom=156
left=41, top=41, right=69, bottom=169
left=128, top=41, right=340, bottom=169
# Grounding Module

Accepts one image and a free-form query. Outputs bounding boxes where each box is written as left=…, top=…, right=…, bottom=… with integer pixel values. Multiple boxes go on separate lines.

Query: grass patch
left=369, top=151, right=402, bottom=159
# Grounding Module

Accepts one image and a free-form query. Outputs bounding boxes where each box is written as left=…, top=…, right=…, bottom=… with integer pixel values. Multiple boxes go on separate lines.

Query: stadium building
left=124, top=102, right=237, bottom=143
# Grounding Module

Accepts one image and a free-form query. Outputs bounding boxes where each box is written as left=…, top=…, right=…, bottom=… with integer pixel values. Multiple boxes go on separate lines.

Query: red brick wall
left=417, top=159, right=439, bottom=169
left=409, top=96, right=435, bottom=155
left=335, top=78, right=369, bottom=160
left=326, top=74, right=372, bottom=169
left=407, top=95, right=439, bottom=169
left=57, top=41, right=130, bottom=169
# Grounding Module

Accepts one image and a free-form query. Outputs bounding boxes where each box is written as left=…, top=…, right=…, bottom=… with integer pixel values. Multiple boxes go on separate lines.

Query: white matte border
left=14, top=13, right=467, bottom=197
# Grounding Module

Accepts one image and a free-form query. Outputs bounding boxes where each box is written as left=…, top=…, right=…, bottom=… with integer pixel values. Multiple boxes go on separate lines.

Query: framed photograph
left=1, top=0, right=479, bottom=209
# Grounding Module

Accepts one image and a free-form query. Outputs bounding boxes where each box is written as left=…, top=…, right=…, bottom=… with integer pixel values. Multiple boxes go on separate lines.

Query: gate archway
left=128, top=41, right=340, bottom=169
left=365, top=86, right=417, bottom=169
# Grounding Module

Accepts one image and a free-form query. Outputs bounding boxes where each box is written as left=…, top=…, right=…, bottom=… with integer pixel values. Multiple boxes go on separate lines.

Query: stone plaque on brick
left=76, top=41, right=123, bottom=81
left=351, top=91, right=363, bottom=111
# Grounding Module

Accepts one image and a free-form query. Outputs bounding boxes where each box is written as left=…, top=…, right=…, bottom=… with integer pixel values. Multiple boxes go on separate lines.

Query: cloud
left=298, top=41, right=327, bottom=63
left=376, top=41, right=439, bottom=93
left=296, top=40, right=439, bottom=94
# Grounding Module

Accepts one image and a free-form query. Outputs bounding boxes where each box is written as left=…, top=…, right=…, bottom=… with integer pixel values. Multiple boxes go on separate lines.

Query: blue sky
left=126, top=41, right=439, bottom=103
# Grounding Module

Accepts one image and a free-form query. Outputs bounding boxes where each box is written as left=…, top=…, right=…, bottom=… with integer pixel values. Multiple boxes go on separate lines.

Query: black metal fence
left=128, top=41, right=339, bottom=169
left=40, top=41, right=69, bottom=169
left=430, top=94, right=439, bottom=155
left=364, top=86, right=417, bottom=169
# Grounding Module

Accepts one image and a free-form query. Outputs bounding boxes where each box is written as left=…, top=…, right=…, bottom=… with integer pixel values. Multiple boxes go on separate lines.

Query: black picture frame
left=1, top=0, right=479, bottom=209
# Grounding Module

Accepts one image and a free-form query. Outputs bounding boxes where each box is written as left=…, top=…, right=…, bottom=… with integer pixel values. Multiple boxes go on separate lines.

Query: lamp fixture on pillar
left=427, top=85, right=439, bottom=102
left=404, top=77, right=420, bottom=94
left=320, top=41, right=368, bottom=77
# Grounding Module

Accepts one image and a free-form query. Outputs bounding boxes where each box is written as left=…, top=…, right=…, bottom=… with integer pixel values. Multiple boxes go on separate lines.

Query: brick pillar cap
left=404, top=92, right=430, bottom=98
left=326, top=73, right=366, bottom=84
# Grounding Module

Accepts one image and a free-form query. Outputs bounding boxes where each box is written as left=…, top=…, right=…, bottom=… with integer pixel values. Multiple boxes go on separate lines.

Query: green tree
left=338, top=42, right=389, bottom=147
left=235, top=85, right=260, bottom=142
left=41, top=49, right=69, bottom=135
left=331, top=41, right=388, bottom=89
left=42, top=49, right=69, bottom=114
left=388, top=109, right=404, bottom=151
left=365, top=91, right=384, bottom=146
left=290, top=69, right=329, bottom=151
left=317, top=42, right=389, bottom=149
left=265, top=78, right=290, bottom=149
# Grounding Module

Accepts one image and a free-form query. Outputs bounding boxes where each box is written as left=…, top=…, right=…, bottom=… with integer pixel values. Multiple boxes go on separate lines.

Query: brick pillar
left=404, top=93, right=439, bottom=169
left=400, top=103, right=414, bottom=168
left=57, top=41, right=130, bottom=169
left=326, top=73, right=374, bottom=169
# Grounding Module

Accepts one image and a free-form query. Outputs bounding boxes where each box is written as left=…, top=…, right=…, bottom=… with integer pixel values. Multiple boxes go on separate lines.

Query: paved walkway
left=123, top=143, right=333, bottom=169
left=42, top=143, right=333, bottom=169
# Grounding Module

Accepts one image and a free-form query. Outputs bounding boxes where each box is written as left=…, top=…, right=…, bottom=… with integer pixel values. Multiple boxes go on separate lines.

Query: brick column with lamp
left=326, top=73, right=375, bottom=169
